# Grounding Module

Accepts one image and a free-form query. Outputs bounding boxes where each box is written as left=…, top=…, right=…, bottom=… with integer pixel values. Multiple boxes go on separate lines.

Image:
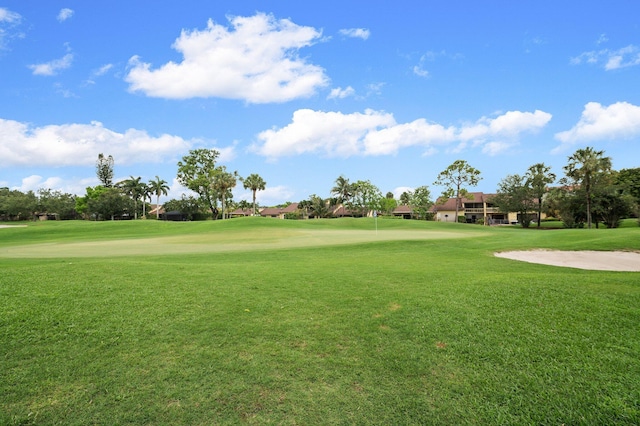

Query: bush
left=284, top=212, right=302, bottom=220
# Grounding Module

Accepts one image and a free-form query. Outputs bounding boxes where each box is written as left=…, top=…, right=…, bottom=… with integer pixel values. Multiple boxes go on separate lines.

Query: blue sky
left=1, top=1, right=639, bottom=205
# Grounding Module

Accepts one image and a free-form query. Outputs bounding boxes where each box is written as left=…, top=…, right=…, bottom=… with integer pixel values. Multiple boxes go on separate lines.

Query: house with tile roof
left=258, top=203, right=299, bottom=219
left=431, top=192, right=511, bottom=224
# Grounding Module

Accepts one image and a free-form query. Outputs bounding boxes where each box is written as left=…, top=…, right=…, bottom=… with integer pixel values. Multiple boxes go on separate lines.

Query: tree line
left=1, top=146, right=638, bottom=227
left=493, top=147, right=639, bottom=228
left=75, top=149, right=266, bottom=221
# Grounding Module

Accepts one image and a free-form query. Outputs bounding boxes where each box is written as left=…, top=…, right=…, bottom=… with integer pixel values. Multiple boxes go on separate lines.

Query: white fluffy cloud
left=254, top=109, right=396, bottom=158
left=0, top=118, right=197, bottom=167
left=237, top=185, right=294, bottom=206
left=571, top=45, right=640, bottom=70
left=253, top=108, right=551, bottom=158
left=339, top=28, right=370, bottom=40
left=363, top=119, right=456, bottom=155
left=125, top=13, right=328, bottom=103
left=460, top=110, right=552, bottom=141
left=13, top=175, right=96, bottom=196
left=57, top=8, right=74, bottom=23
left=553, top=101, right=640, bottom=152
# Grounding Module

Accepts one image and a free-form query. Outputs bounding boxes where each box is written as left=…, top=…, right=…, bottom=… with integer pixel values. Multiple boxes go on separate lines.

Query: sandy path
left=495, top=250, right=640, bottom=272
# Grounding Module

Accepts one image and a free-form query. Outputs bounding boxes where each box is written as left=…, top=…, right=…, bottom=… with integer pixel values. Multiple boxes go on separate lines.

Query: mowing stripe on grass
left=0, top=229, right=487, bottom=258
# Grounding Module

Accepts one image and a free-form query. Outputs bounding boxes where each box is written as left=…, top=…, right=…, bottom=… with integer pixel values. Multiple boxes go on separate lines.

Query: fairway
left=0, top=227, right=483, bottom=258
left=1, top=219, right=639, bottom=425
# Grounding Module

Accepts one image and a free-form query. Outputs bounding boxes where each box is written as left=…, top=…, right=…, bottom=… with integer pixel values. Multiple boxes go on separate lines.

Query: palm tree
left=241, top=173, right=266, bottom=216
left=331, top=175, right=353, bottom=205
left=140, top=182, right=150, bottom=218
left=309, top=194, right=330, bottom=218
left=525, top=163, right=556, bottom=228
left=563, top=147, right=612, bottom=229
left=148, top=176, right=169, bottom=219
left=118, top=176, right=144, bottom=219
left=212, top=167, right=238, bottom=219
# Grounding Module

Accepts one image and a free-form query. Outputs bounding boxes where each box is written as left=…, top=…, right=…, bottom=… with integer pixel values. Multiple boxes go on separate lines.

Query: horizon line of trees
left=2, top=147, right=639, bottom=227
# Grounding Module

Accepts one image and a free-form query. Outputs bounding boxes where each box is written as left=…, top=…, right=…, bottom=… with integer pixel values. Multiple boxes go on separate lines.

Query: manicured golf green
left=1, top=218, right=639, bottom=425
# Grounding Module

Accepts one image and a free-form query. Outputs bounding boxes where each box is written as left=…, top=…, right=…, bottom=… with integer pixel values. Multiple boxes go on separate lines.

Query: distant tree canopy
left=212, top=167, right=238, bottom=219
left=96, top=153, right=114, bottom=187
left=0, top=188, right=37, bottom=221
left=118, top=176, right=144, bottom=220
left=434, top=160, right=482, bottom=220
left=85, top=187, right=133, bottom=220
left=410, top=186, right=434, bottom=220
left=562, top=147, right=612, bottom=229
left=241, top=173, right=266, bottom=216
left=176, top=149, right=221, bottom=218
left=525, top=163, right=556, bottom=228
left=616, top=167, right=640, bottom=202
left=148, top=176, right=169, bottom=219
left=4, top=146, right=637, bottom=227
left=493, top=174, right=537, bottom=228
left=350, top=180, right=382, bottom=217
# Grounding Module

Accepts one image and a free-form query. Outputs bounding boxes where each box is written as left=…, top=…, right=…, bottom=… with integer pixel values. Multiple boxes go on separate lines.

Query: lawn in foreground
left=1, top=218, right=639, bottom=425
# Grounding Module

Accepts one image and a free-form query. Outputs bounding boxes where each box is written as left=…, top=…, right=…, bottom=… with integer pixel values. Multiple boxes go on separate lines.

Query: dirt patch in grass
left=495, top=250, right=640, bottom=271
left=0, top=229, right=483, bottom=258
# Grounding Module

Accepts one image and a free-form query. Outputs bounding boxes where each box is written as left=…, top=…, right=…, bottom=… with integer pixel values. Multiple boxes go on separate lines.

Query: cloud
left=125, top=13, right=328, bottom=103
left=412, top=53, right=432, bottom=78
left=0, top=7, right=23, bottom=49
left=393, top=186, right=414, bottom=199
left=412, top=51, right=462, bottom=78
left=57, top=8, right=74, bottom=22
left=13, top=175, right=97, bottom=196
left=413, top=65, right=429, bottom=77
left=29, top=53, right=74, bottom=76
left=459, top=110, right=552, bottom=141
left=596, top=33, right=609, bottom=45
left=366, top=82, right=385, bottom=96
left=0, top=118, right=201, bottom=167
left=481, top=141, right=515, bottom=156
left=339, top=28, right=370, bottom=40
left=571, top=45, right=640, bottom=70
left=0, top=7, right=21, bottom=24
left=254, top=109, right=396, bottom=158
left=327, top=86, right=355, bottom=99
left=553, top=101, right=640, bottom=152
left=54, top=82, right=76, bottom=98
left=84, top=63, right=114, bottom=85
left=253, top=108, right=551, bottom=158
left=94, top=63, right=113, bottom=76
left=363, top=119, right=456, bottom=155
left=237, top=185, right=294, bottom=205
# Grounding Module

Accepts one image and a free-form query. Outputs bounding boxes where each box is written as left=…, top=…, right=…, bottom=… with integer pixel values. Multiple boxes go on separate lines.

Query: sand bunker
left=495, top=250, right=640, bottom=271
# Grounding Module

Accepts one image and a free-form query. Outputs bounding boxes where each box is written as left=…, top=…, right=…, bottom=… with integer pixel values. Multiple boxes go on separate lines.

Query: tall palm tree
left=525, top=163, right=556, bottom=228
left=148, top=176, right=169, bottom=219
left=212, top=167, right=238, bottom=219
left=139, top=182, right=150, bottom=218
left=563, top=147, right=612, bottom=229
left=241, top=173, right=266, bottom=216
left=118, top=176, right=143, bottom=219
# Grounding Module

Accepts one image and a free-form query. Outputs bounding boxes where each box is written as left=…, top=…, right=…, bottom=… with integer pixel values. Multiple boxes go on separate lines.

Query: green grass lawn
left=1, top=218, right=639, bottom=425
